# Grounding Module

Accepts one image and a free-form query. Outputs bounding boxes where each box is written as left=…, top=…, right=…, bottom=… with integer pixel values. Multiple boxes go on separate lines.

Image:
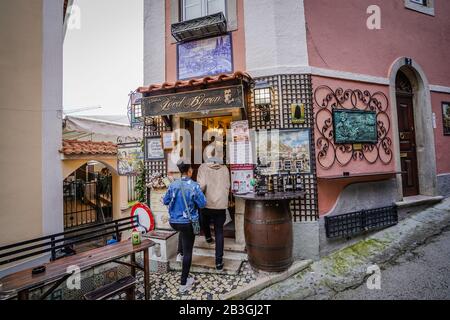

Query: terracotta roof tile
left=137, top=71, right=252, bottom=94
left=61, top=140, right=117, bottom=156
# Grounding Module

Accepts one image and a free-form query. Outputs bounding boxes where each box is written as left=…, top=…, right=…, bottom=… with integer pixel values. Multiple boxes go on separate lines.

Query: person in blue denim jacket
left=162, top=160, right=206, bottom=292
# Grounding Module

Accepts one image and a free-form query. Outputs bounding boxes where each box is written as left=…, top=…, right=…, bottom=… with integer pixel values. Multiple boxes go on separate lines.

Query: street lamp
left=254, top=81, right=274, bottom=122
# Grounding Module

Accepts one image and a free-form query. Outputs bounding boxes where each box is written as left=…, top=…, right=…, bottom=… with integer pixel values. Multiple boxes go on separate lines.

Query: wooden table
left=0, top=239, right=155, bottom=300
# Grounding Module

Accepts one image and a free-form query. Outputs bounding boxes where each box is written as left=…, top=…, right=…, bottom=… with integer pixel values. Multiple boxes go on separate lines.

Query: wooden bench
left=83, top=276, right=136, bottom=300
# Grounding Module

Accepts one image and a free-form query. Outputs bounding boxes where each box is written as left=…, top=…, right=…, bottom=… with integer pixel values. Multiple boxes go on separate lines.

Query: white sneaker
left=179, top=277, right=195, bottom=293
left=176, top=253, right=183, bottom=262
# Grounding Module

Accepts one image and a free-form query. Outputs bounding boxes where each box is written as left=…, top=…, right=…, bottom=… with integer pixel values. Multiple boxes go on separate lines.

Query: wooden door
left=396, top=95, right=419, bottom=196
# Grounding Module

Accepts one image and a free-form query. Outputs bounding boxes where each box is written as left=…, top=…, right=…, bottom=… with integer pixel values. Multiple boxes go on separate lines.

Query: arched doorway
left=396, top=70, right=419, bottom=196
left=63, top=161, right=113, bottom=229
left=389, top=58, right=438, bottom=199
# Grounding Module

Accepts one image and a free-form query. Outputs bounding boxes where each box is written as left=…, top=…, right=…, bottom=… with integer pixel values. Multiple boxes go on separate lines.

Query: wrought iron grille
left=249, top=74, right=318, bottom=222
left=314, top=86, right=393, bottom=169
left=325, top=206, right=398, bottom=239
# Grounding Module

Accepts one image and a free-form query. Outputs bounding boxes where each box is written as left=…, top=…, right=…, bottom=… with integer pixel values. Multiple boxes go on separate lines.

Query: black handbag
left=180, top=181, right=201, bottom=235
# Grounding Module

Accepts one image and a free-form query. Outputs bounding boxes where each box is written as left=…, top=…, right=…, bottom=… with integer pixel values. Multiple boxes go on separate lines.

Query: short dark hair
left=177, top=159, right=191, bottom=174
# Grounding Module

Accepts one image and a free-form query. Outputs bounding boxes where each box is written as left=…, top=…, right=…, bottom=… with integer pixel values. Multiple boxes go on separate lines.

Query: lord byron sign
left=142, top=85, right=244, bottom=117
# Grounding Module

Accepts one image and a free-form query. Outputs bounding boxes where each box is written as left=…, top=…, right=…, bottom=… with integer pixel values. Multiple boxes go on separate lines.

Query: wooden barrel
left=244, top=199, right=293, bottom=272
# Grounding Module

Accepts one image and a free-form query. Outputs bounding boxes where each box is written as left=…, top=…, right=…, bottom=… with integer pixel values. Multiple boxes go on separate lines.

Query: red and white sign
left=130, top=203, right=155, bottom=233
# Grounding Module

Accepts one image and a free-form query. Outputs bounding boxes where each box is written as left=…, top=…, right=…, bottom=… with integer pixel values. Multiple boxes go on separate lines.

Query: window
left=405, top=0, right=435, bottom=16
left=182, top=0, right=226, bottom=21
left=410, top=0, right=427, bottom=5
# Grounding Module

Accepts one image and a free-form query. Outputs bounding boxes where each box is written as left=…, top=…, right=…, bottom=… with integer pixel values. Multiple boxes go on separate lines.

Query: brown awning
left=137, top=71, right=252, bottom=95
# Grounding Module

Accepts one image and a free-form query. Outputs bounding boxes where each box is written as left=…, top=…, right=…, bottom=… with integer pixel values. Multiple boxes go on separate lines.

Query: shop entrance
left=184, top=115, right=236, bottom=239
left=396, top=71, right=420, bottom=197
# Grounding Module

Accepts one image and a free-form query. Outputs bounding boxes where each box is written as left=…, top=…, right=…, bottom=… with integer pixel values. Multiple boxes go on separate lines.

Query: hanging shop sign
left=145, top=136, right=165, bottom=161
left=142, top=85, right=244, bottom=117
left=117, top=141, right=144, bottom=176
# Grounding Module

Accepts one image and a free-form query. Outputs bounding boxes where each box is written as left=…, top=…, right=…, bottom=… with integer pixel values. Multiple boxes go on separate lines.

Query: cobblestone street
left=112, top=262, right=259, bottom=300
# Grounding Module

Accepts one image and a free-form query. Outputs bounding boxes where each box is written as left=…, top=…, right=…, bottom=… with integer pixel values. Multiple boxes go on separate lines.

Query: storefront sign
left=117, top=142, right=144, bottom=176
left=142, top=85, right=244, bottom=117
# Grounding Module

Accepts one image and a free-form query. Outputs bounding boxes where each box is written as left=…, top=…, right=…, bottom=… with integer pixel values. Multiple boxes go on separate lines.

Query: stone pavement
left=249, top=197, right=450, bottom=300
left=333, top=227, right=450, bottom=300
left=111, top=261, right=259, bottom=300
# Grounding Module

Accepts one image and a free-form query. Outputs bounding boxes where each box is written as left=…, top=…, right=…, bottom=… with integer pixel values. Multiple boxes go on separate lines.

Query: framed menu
left=145, top=136, right=164, bottom=161
left=162, top=131, right=175, bottom=150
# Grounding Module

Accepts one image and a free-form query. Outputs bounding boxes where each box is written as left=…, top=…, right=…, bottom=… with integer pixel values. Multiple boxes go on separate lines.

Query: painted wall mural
left=314, top=86, right=392, bottom=170
left=177, top=34, right=233, bottom=80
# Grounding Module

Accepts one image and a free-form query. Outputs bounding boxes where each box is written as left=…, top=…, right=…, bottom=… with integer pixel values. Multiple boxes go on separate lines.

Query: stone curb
left=221, top=260, right=313, bottom=300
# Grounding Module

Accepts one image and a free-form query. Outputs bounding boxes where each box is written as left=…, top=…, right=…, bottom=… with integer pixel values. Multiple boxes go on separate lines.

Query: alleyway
left=332, top=227, right=450, bottom=300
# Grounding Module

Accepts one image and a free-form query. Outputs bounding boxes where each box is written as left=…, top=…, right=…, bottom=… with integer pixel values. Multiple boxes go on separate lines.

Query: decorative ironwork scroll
left=314, top=86, right=392, bottom=169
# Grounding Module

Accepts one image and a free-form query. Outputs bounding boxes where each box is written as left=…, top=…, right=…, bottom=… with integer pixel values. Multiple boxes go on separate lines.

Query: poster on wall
left=229, top=120, right=253, bottom=165
left=291, top=103, right=306, bottom=124
left=231, top=164, right=254, bottom=194
left=177, top=34, right=233, bottom=80
left=442, top=102, right=450, bottom=136
left=333, top=110, right=378, bottom=144
left=255, top=129, right=311, bottom=175
left=145, top=136, right=165, bottom=161
left=117, top=142, right=144, bottom=176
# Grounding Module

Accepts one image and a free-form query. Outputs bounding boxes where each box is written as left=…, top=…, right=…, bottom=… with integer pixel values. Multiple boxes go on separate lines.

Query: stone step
left=194, top=237, right=246, bottom=253
left=169, top=255, right=244, bottom=275
left=193, top=247, right=247, bottom=261
left=395, top=195, right=444, bottom=209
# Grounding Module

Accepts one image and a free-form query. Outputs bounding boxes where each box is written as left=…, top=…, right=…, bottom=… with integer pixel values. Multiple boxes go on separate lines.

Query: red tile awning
left=60, top=140, right=117, bottom=156
left=137, top=71, right=252, bottom=95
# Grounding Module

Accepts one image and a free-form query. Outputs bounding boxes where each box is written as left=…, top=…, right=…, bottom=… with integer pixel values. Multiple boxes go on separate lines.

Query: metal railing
left=0, top=216, right=138, bottom=266
left=127, top=175, right=139, bottom=203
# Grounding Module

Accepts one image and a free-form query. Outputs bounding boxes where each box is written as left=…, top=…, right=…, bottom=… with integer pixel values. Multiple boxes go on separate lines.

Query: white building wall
left=42, top=0, right=64, bottom=236
left=243, top=0, right=309, bottom=77
left=144, top=0, right=166, bottom=85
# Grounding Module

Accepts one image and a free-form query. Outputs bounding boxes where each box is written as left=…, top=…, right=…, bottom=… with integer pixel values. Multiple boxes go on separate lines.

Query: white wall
left=243, top=0, right=309, bottom=77
left=42, top=0, right=64, bottom=236
left=144, top=0, right=166, bottom=85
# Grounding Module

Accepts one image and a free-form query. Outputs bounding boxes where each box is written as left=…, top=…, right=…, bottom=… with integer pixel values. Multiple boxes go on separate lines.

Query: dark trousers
left=200, top=208, right=226, bottom=264
left=170, top=223, right=195, bottom=285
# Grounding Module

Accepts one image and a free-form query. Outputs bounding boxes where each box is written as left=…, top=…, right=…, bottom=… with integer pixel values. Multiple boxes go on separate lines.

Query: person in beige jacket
left=197, top=158, right=230, bottom=270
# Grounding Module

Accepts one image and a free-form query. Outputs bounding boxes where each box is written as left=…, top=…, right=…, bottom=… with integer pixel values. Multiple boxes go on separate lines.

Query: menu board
left=145, top=136, right=164, bottom=161
left=229, top=121, right=254, bottom=194
left=229, top=120, right=253, bottom=165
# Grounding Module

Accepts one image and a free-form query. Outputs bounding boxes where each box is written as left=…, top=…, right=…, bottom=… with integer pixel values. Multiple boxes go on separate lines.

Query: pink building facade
left=142, top=0, right=450, bottom=258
